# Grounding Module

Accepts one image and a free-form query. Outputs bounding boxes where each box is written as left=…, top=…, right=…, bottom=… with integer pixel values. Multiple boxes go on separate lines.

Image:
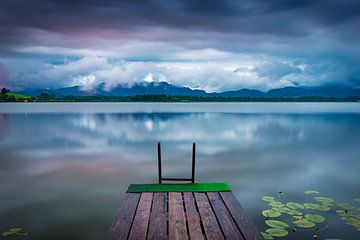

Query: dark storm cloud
left=0, top=63, right=7, bottom=87
left=0, top=0, right=360, bottom=90
left=1, top=0, right=360, bottom=41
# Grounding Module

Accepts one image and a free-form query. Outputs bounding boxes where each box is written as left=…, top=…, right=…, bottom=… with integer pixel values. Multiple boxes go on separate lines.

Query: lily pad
left=265, top=220, right=289, bottom=229
left=260, top=232, right=274, bottom=239
left=343, top=217, right=360, bottom=228
left=293, top=216, right=303, bottom=220
left=305, top=190, right=320, bottom=195
left=265, top=228, right=289, bottom=237
left=316, top=205, right=331, bottom=212
left=261, top=196, right=275, bottom=202
left=268, top=201, right=284, bottom=207
left=354, top=198, right=360, bottom=203
left=336, top=210, right=352, bottom=217
left=314, top=197, right=335, bottom=204
left=286, top=210, right=303, bottom=216
left=262, top=209, right=281, bottom=218
left=303, top=203, right=330, bottom=211
left=293, top=219, right=316, bottom=228
left=2, top=228, right=28, bottom=237
left=305, top=214, right=326, bottom=223
left=337, top=203, right=356, bottom=210
left=287, top=202, right=305, bottom=210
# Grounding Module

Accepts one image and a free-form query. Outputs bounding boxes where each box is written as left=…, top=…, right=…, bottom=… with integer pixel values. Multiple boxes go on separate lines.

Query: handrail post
left=158, top=142, right=162, bottom=183
left=191, top=142, right=196, bottom=183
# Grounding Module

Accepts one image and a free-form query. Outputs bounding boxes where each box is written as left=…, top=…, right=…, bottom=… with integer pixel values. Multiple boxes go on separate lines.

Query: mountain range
left=18, top=82, right=360, bottom=98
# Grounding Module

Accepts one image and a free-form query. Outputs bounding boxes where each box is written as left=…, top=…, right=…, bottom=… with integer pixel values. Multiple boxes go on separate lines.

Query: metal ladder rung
left=157, top=142, right=196, bottom=184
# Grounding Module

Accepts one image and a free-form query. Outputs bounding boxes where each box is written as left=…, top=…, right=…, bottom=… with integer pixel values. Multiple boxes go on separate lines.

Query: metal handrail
left=157, top=142, right=196, bottom=183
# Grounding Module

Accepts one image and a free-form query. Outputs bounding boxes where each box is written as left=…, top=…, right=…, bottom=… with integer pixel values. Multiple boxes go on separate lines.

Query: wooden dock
left=107, top=191, right=262, bottom=240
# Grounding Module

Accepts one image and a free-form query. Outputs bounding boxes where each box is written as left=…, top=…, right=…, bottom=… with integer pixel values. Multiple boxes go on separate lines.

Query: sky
left=0, top=0, right=360, bottom=92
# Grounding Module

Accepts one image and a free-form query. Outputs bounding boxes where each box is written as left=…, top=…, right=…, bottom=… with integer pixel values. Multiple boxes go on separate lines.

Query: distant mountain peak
left=17, top=82, right=360, bottom=98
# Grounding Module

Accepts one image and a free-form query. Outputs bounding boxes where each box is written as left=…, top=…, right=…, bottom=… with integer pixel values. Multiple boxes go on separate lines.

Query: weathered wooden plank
left=207, top=192, right=244, bottom=240
left=220, top=192, right=262, bottom=240
left=183, top=193, right=204, bottom=240
left=147, top=192, right=168, bottom=240
left=128, top=193, right=153, bottom=240
left=107, top=193, right=141, bottom=240
left=168, top=192, right=189, bottom=240
left=194, top=193, right=224, bottom=240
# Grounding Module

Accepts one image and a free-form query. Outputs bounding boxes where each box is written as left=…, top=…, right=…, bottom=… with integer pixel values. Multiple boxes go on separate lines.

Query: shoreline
left=1, top=102, right=360, bottom=113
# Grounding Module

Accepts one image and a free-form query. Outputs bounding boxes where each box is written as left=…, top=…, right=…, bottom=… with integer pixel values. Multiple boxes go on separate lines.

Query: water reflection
left=0, top=111, right=359, bottom=239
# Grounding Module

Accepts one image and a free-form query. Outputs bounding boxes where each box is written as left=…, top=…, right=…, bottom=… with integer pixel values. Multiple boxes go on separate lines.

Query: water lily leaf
left=287, top=202, right=305, bottom=210
left=293, top=219, right=316, bottom=228
left=355, top=214, right=360, bottom=220
left=260, top=232, right=274, bottom=239
left=303, top=203, right=330, bottom=211
left=305, top=214, right=326, bottom=223
left=2, top=231, right=12, bottom=237
left=273, top=206, right=296, bottom=215
left=303, top=203, right=321, bottom=210
left=314, top=197, right=335, bottom=204
left=305, top=190, right=320, bottom=195
left=322, top=202, right=335, bottom=207
left=9, top=228, right=22, bottom=233
left=287, top=210, right=303, bottom=216
left=353, top=198, right=360, bottom=203
left=268, top=201, right=284, bottom=207
left=337, top=203, right=356, bottom=210
left=336, top=210, right=352, bottom=217
left=265, top=228, right=289, bottom=237
left=265, top=220, right=289, bottom=229
left=2, top=228, right=27, bottom=237
left=317, top=205, right=331, bottom=212
left=293, top=216, right=303, bottom=220
left=343, top=217, right=360, bottom=228
left=261, top=196, right=275, bottom=202
left=262, top=209, right=281, bottom=218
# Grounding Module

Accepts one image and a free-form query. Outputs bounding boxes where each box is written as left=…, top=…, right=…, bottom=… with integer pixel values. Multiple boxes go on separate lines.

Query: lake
left=1, top=103, right=360, bottom=239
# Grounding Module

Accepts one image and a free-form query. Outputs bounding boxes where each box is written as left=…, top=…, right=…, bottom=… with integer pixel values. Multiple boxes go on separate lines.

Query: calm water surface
left=0, top=103, right=360, bottom=239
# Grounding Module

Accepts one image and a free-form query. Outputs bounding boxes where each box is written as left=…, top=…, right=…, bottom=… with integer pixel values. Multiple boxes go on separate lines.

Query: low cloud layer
left=7, top=56, right=356, bottom=92
left=0, top=0, right=359, bottom=91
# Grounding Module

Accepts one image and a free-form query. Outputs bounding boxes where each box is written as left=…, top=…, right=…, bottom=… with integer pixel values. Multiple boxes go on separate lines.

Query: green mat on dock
left=127, top=183, right=231, bottom=193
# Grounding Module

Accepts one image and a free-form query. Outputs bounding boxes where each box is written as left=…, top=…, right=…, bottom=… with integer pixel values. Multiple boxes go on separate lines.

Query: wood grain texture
left=207, top=192, right=244, bottom=240
left=220, top=192, right=263, bottom=240
left=128, top=193, right=153, bottom=240
left=107, top=193, right=141, bottom=240
left=147, top=192, right=168, bottom=240
left=183, top=192, right=204, bottom=240
left=108, top=191, right=261, bottom=240
left=194, top=193, right=224, bottom=240
left=168, top=192, right=189, bottom=240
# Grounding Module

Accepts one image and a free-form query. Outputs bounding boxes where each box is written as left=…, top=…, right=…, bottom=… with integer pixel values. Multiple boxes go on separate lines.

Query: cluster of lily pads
left=259, top=190, right=360, bottom=239
left=2, top=228, right=28, bottom=238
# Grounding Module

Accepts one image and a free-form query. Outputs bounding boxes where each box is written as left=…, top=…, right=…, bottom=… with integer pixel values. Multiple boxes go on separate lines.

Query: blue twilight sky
left=0, top=0, right=360, bottom=92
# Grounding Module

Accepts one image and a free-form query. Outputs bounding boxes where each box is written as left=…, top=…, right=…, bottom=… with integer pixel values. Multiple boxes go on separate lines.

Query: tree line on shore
left=1, top=88, right=359, bottom=102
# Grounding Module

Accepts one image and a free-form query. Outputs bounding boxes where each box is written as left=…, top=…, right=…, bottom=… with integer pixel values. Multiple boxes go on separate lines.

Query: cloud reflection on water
left=0, top=111, right=360, bottom=239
